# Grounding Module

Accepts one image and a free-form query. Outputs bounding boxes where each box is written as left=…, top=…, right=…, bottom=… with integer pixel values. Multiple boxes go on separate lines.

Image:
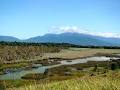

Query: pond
left=0, top=56, right=115, bottom=80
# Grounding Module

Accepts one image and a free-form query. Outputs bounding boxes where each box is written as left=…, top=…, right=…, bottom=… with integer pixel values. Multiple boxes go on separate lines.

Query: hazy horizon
left=0, top=0, right=120, bottom=39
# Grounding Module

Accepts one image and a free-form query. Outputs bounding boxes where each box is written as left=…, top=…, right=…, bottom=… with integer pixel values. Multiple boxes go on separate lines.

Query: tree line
left=0, top=41, right=120, bottom=49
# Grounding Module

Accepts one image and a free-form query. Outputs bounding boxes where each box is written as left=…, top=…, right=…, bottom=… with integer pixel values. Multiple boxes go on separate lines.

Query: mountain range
left=0, top=32, right=120, bottom=46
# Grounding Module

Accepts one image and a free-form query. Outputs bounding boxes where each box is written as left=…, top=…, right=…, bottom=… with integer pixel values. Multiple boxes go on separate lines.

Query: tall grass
left=8, top=76, right=120, bottom=90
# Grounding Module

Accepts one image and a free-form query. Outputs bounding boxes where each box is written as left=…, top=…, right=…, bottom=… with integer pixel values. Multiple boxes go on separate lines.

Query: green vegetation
left=1, top=59, right=119, bottom=90
left=1, top=41, right=120, bottom=63
left=4, top=71, right=120, bottom=90
left=0, top=42, right=69, bottom=64
left=0, top=63, right=29, bottom=70
left=1, top=42, right=120, bottom=90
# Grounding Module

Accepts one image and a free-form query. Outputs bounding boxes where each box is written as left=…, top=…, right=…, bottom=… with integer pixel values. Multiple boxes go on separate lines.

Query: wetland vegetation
left=0, top=42, right=120, bottom=90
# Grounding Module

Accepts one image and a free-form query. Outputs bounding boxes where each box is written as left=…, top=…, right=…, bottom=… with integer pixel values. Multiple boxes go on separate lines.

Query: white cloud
left=88, top=32, right=120, bottom=38
left=50, top=26, right=120, bottom=38
left=50, top=26, right=87, bottom=34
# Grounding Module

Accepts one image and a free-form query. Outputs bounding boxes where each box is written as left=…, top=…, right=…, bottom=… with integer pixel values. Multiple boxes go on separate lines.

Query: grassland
left=7, top=71, right=120, bottom=90
left=1, top=44, right=120, bottom=90
left=1, top=59, right=120, bottom=90
left=43, top=48, right=120, bottom=59
left=0, top=43, right=66, bottom=64
left=1, top=47, right=120, bottom=70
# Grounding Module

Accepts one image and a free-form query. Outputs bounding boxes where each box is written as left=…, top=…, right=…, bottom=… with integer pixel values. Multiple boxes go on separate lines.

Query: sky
left=0, top=0, right=120, bottom=39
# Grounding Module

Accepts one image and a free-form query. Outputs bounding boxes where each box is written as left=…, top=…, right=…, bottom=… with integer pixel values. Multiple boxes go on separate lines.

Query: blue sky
left=0, top=0, right=120, bottom=39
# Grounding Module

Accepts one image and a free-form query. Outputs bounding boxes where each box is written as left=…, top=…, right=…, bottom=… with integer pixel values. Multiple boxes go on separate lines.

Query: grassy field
left=2, top=48, right=120, bottom=71
left=43, top=48, right=120, bottom=59
left=1, top=60, right=120, bottom=90
left=1, top=47, right=120, bottom=64
left=7, top=71, right=120, bottom=90
left=0, top=44, right=63, bottom=64
left=1, top=47, right=120, bottom=90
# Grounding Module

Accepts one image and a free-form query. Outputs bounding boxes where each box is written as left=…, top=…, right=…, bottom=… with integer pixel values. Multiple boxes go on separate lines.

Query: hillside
left=1, top=32, right=120, bottom=46
left=26, top=33, right=119, bottom=46
left=0, top=36, right=20, bottom=42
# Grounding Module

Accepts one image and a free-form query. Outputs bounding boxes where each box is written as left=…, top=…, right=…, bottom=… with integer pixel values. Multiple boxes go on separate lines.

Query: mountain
left=25, top=32, right=119, bottom=46
left=1, top=33, right=120, bottom=46
left=0, top=36, right=20, bottom=42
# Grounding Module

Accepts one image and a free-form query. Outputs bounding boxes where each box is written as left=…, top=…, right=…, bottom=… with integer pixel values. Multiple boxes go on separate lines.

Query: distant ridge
left=1, top=32, right=120, bottom=46
left=0, top=36, right=20, bottom=42
left=25, top=32, right=120, bottom=46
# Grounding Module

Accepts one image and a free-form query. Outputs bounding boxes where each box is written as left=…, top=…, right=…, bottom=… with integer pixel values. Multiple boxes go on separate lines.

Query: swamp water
left=0, top=56, right=116, bottom=80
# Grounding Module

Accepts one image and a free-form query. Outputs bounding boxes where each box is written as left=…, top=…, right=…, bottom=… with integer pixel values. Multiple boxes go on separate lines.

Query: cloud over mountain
left=50, top=26, right=120, bottom=38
